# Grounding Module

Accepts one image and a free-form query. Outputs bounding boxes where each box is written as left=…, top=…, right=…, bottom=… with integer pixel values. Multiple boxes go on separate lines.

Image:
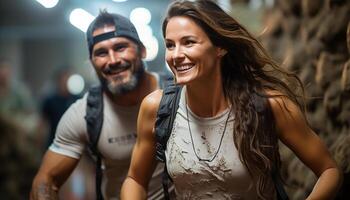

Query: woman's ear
left=217, top=48, right=228, bottom=57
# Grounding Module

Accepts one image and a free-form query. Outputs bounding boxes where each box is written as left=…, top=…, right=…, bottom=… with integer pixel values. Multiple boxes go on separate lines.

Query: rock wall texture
left=260, top=0, right=350, bottom=199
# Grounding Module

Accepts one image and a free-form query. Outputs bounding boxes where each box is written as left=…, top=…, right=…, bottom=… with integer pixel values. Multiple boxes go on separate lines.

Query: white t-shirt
left=165, top=87, right=260, bottom=200
left=50, top=91, right=163, bottom=199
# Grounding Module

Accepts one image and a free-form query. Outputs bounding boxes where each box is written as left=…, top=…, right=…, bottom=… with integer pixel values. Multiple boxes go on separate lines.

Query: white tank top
left=165, top=87, right=258, bottom=200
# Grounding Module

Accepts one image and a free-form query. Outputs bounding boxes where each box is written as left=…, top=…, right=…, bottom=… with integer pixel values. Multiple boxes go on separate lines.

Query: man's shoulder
left=62, top=92, right=88, bottom=116
left=73, top=92, right=89, bottom=106
left=53, top=93, right=89, bottom=141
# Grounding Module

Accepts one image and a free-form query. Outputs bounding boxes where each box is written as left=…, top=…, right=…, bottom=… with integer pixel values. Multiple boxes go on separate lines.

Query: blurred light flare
left=129, top=7, right=158, bottom=61
left=67, top=74, right=85, bottom=95
left=35, top=0, right=59, bottom=8
left=130, top=7, right=152, bottom=25
left=143, top=36, right=159, bottom=61
left=69, top=8, right=95, bottom=32
left=135, top=24, right=153, bottom=41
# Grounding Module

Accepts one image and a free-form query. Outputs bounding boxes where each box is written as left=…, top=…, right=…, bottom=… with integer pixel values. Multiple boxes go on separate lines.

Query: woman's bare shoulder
left=141, top=89, right=163, bottom=112
left=264, top=89, right=298, bottom=114
left=264, top=89, right=307, bottom=140
left=138, top=89, right=164, bottom=122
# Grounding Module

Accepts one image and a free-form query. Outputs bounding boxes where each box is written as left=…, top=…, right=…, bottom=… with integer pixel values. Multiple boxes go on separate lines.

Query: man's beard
left=99, top=62, right=145, bottom=96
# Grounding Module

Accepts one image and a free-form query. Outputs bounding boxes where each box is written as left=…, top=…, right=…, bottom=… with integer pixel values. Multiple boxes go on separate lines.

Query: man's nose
left=107, top=50, right=120, bottom=65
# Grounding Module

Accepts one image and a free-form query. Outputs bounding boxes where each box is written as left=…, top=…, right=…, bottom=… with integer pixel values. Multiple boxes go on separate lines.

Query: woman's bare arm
left=121, top=90, right=163, bottom=200
left=269, top=95, right=342, bottom=200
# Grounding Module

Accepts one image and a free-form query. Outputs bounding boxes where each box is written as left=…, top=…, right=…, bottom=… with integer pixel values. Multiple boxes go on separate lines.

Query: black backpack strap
left=162, top=163, right=171, bottom=200
left=157, top=71, right=175, bottom=89
left=154, top=84, right=182, bottom=200
left=252, top=92, right=289, bottom=200
left=272, top=168, right=289, bottom=200
left=84, top=85, right=104, bottom=200
left=95, top=156, right=103, bottom=200
left=155, top=84, right=182, bottom=162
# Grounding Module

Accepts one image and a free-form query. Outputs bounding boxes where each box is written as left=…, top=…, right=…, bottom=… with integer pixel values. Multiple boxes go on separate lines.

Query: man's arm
left=30, top=150, right=79, bottom=200
left=121, top=90, right=162, bottom=200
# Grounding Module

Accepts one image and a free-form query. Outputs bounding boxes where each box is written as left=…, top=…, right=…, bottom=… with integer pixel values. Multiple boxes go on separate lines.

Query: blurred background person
left=40, top=66, right=81, bottom=149
left=38, top=65, right=88, bottom=200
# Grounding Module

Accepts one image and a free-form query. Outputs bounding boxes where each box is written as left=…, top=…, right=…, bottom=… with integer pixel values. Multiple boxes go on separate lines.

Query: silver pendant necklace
left=185, top=96, right=232, bottom=162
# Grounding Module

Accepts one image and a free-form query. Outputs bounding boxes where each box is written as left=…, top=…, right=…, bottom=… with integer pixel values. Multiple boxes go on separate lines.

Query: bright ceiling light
left=134, top=24, right=153, bottom=41
left=130, top=7, right=152, bottom=25
left=67, top=74, right=85, bottom=95
left=35, top=0, right=59, bottom=8
left=112, top=0, right=128, bottom=2
left=69, top=9, right=95, bottom=32
left=142, top=36, right=159, bottom=61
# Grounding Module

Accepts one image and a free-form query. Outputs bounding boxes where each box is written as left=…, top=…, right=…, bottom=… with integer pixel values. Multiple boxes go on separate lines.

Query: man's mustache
left=103, top=62, right=131, bottom=74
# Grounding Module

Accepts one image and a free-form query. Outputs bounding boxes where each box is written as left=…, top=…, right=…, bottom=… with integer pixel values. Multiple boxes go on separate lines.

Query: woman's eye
left=166, top=43, right=175, bottom=49
left=185, top=40, right=195, bottom=46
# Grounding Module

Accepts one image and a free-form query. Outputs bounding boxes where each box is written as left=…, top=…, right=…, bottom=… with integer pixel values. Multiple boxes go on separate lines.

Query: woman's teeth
left=177, top=64, right=194, bottom=72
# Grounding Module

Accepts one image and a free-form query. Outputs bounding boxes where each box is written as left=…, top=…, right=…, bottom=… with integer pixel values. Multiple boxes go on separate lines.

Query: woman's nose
left=172, top=46, right=185, bottom=65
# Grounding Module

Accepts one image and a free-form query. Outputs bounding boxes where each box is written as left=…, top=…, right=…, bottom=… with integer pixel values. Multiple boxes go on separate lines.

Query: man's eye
left=114, top=45, right=127, bottom=52
left=95, top=51, right=107, bottom=57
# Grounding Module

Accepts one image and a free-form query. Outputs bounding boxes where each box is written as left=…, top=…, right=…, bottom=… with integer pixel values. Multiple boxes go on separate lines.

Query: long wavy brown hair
left=162, top=0, right=306, bottom=199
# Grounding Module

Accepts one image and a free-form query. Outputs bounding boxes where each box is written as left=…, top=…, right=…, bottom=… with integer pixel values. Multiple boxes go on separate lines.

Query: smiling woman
left=164, top=16, right=225, bottom=86
left=121, top=0, right=342, bottom=200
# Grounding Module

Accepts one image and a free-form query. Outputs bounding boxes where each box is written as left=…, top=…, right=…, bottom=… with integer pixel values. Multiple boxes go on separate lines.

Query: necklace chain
left=185, top=96, right=231, bottom=162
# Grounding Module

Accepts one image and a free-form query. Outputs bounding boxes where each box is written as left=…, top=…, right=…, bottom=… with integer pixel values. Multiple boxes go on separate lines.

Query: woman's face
left=165, top=16, right=224, bottom=85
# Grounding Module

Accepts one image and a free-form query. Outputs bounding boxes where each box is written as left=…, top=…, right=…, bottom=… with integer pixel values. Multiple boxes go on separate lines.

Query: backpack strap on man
left=85, top=85, right=104, bottom=200
left=154, top=84, right=182, bottom=200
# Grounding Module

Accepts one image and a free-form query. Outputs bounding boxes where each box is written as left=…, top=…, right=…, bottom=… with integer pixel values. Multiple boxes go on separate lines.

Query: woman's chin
left=175, top=77, right=193, bottom=85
